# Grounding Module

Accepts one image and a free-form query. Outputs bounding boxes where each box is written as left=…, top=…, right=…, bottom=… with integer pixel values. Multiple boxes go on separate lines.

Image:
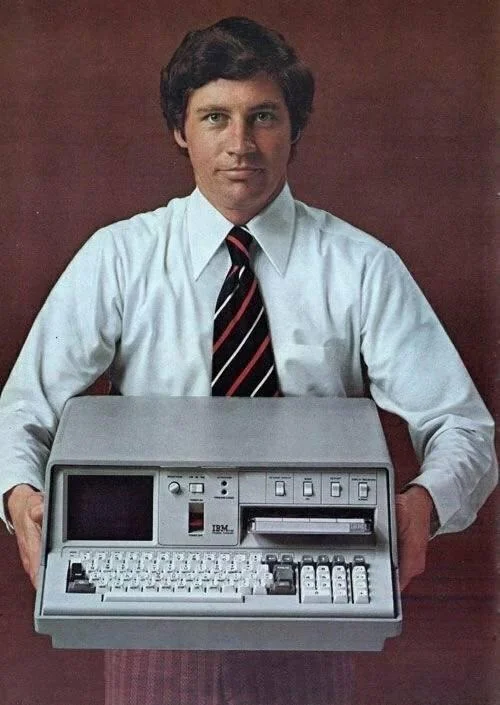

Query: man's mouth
left=221, top=167, right=263, bottom=176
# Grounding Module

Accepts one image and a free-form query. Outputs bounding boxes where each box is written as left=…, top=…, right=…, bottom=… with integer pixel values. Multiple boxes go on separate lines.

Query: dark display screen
left=66, top=474, right=154, bottom=541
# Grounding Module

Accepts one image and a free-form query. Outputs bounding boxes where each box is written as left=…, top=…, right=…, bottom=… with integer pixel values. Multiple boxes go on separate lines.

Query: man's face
left=174, top=74, right=292, bottom=224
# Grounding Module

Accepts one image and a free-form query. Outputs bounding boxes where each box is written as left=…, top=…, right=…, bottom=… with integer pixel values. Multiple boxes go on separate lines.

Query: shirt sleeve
left=360, top=247, right=498, bottom=534
left=0, top=228, right=123, bottom=525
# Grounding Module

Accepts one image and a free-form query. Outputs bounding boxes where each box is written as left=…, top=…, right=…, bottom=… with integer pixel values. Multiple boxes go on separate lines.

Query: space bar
left=103, top=591, right=243, bottom=604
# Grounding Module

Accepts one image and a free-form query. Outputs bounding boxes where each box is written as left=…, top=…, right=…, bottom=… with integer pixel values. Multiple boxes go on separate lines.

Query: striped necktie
left=211, top=227, right=280, bottom=397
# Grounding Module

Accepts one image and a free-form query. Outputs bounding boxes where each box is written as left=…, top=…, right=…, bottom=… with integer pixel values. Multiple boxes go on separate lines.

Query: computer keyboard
left=65, top=549, right=370, bottom=605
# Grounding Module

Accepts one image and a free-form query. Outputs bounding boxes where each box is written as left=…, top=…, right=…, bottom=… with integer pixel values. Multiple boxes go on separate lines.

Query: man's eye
left=206, top=113, right=224, bottom=124
left=255, top=112, right=275, bottom=123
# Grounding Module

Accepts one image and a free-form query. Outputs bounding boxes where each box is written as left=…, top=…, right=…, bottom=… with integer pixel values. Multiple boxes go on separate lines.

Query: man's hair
left=160, top=16, right=314, bottom=142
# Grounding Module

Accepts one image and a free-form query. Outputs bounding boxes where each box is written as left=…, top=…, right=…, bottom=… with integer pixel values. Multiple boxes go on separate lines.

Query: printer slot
left=244, top=507, right=373, bottom=537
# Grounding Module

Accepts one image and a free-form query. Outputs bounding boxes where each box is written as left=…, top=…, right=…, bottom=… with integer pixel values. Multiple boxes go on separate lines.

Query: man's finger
left=395, top=488, right=433, bottom=590
left=9, top=489, right=45, bottom=588
left=24, top=521, right=43, bottom=588
left=28, top=497, right=44, bottom=525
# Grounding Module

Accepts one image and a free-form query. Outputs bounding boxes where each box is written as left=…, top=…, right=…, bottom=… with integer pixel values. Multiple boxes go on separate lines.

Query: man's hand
left=6, top=484, right=44, bottom=588
left=395, top=485, right=434, bottom=591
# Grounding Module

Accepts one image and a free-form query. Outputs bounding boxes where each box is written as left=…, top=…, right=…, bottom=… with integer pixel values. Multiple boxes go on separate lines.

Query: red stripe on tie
left=226, top=335, right=270, bottom=396
left=213, top=277, right=257, bottom=353
left=227, top=234, right=250, bottom=258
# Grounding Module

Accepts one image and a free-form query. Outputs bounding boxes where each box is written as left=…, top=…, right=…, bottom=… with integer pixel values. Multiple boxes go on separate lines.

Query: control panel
left=158, top=468, right=381, bottom=547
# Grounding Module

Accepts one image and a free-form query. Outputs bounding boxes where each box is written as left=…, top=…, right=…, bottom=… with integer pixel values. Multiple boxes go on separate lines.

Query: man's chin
left=219, top=184, right=269, bottom=211
left=198, top=179, right=284, bottom=222
left=214, top=192, right=270, bottom=223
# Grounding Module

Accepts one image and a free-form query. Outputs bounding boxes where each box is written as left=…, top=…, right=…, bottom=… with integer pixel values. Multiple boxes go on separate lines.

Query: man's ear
left=174, top=128, right=188, bottom=149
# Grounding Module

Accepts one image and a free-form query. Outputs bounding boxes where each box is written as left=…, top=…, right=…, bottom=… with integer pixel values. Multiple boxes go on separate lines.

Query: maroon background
left=0, top=1, right=497, bottom=704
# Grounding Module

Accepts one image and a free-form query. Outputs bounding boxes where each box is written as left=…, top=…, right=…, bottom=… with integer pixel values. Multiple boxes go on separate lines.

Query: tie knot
left=226, top=227, right=253, bottom=267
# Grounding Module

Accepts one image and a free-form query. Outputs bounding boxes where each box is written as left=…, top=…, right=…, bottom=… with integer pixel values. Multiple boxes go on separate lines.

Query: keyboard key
left=333, top=591, right=349, bottom=603
left=67, top=579, right=96, bottom=594
left=103, top=591, right=243, bottom=603
left=302, top=590, right=331, bottom=604
left=353, top=589, right=369, bottom=604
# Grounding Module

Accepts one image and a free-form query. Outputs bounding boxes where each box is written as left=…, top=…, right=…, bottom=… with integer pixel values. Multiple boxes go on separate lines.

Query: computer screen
left=66, top=474, right=154, bottom=541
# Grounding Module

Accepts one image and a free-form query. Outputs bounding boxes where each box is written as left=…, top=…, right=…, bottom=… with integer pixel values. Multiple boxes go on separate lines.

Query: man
left=1, top=16, right=497, bottom=705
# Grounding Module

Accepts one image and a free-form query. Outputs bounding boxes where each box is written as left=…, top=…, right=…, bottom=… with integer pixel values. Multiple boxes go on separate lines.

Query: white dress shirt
left=0, top=184, right=497, bottom=531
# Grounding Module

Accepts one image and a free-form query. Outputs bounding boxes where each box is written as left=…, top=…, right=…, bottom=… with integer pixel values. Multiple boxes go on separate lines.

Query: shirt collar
left=187, top=184, right=295, bottom=280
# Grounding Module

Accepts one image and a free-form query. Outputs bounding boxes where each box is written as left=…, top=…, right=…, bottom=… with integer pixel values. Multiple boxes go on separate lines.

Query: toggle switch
left=358, top=482, right=369, bottom=500
left=275, top=481, right=286, bottom=497
left=330, top=481, right=341, bottom=498
left=303, top=481, right=314, bottom=497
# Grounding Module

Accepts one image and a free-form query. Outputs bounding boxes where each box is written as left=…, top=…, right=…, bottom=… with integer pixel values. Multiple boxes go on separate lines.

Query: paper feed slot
left=246, top=507, right=374, bottom=536
left=248, top=516, right=372, bottom=535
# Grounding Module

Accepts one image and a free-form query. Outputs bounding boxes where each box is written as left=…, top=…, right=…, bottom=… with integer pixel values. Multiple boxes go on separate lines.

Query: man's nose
left=225, top=119, right=256, bottom=155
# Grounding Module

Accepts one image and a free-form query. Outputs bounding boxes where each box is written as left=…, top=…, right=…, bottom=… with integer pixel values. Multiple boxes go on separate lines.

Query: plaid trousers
left=104, top=651, right=354, bottom=705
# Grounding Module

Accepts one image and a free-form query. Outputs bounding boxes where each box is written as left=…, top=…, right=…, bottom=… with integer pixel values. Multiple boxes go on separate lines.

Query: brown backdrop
left=0, top=1, right=497, bottom=704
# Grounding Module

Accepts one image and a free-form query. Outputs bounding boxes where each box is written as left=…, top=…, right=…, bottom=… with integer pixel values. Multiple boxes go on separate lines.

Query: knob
left=168, top=481, right=181, bottom=494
